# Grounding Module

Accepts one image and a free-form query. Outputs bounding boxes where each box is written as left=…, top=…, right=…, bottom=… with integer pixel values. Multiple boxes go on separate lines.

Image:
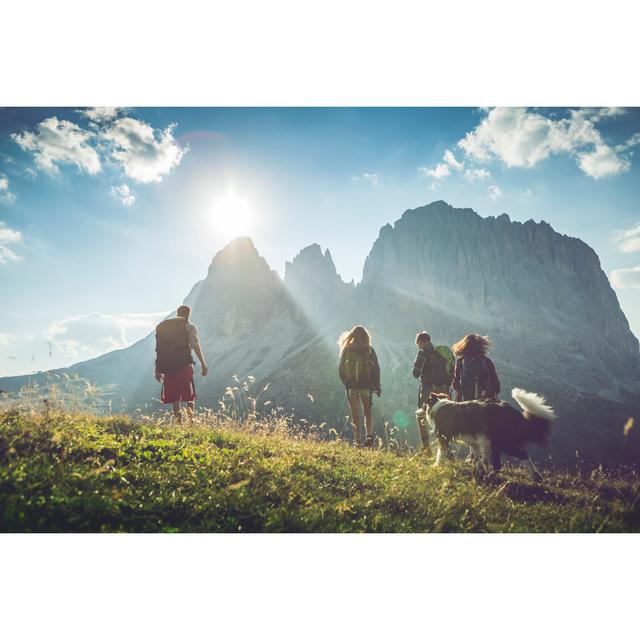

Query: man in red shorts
left=154, top=305, right=208, bottom=422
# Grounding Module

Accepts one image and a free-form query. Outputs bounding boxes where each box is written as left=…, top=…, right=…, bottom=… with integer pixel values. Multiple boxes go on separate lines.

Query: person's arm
left=338, top=350, right=347, bottom=386
left=154, top=329, right=162, bottom=382
left=486, top=357, right=500, bottom=396
left=188, top=324, right=208, bottom=376
left=451, top=358, right=461, bottom=392
left=412, top=349, right=425, bottom=379
left=371, top=348, right=381, bottom=395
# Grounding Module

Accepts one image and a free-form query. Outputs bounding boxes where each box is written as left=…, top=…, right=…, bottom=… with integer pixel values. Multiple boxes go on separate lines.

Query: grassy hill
left=1, top=407, right=640, bottom=533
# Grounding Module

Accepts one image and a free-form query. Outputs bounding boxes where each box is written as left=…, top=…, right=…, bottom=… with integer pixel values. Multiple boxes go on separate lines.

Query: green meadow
left=1, top=407, right=639, bottom=533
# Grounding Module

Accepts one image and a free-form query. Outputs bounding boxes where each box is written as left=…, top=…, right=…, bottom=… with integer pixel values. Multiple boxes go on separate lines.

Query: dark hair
left=416, top=332, right=431, bottom=344
left=177, top=305, right=191, bottom=319
left=452, top=333, right=491, bottom=358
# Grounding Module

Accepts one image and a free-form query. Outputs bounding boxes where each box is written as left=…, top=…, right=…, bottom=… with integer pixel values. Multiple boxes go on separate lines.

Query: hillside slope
left=1, top=409, right=639, bottom=533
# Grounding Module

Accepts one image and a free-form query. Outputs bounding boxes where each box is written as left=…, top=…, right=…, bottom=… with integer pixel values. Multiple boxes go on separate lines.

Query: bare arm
left=193, top=342, right=207, bottom=375
left=188, top=324, right=208, bottom=376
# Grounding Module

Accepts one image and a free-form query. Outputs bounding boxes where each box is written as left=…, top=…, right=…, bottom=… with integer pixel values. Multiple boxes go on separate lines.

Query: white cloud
left=82, top=107, right=121, bottom=123
left=419, top=162, right=450, bottom=180
left=110, top=183, right=135, bottom=206
left=0, top=173, right=16, bottom=204
left=610, top=266, right=640, bottom=290
left=363, top=172, right=381, bottom=185
left=101, top=117, right=187, bottom=183
left=45, top=311, right=167, bottom=361
left=0, top=221, right=22, bottom=264
left=11, top=117, right=101, bottom=175
left=464, top=168, right=491, bottom=181
left=457, top=107, right=638, bottom=179
left=420, top=148, right=489, bottom=184
left=443, top=149, right=464, bottom=170
left=613, top=223, right=640, bottom=254
left=488, top=185, right=503, bottom=200
left=578, top=144, right=630, bottom=179
left=0, top=333, right=11, bottom=347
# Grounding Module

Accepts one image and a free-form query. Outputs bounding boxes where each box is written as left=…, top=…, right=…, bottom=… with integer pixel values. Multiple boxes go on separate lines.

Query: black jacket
left=412, top=342, right=435, bottom=384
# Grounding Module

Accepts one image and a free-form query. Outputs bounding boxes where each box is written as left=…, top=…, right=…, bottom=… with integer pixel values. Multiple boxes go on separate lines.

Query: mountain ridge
left=2, top=201, right=639, bottom=462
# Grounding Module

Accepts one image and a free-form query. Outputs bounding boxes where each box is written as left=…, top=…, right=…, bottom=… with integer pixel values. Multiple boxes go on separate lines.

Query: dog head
left=426, top=392, right=448, bottom=411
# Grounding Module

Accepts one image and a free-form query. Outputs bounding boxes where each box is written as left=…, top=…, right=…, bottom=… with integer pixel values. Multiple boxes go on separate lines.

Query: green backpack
left=431, top=345, right=455, bottom=386
left=343, top=347, right=373, bottom=389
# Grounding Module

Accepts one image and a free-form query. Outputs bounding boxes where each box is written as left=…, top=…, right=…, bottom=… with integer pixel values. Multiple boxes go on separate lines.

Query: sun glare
left=212, top=190, right=253, bottom=239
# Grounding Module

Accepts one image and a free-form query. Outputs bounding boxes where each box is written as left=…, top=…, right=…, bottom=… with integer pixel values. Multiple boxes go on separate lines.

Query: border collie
left=425, top=388, right=556, bottom=480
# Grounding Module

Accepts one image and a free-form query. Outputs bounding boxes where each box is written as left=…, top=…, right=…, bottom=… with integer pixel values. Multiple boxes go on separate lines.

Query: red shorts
left=161, top=365, right=196, bottom=403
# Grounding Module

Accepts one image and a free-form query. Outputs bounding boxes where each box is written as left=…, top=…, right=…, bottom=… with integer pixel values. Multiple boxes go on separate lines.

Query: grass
left=1, top=407, right=640, bottom=533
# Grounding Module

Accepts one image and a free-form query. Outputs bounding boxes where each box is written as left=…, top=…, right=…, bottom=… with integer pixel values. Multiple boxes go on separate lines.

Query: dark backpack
left=343, top=347, right=374, bottom=389
left=460, top=355, right=492, bottom=400
left=155, top=318, right=193, bottom=374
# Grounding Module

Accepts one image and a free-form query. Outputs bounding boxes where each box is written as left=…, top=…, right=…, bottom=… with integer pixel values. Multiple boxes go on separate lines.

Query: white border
left=2, top=1, right=639, bottom=636
left=2, top=0, right=640, bottom=106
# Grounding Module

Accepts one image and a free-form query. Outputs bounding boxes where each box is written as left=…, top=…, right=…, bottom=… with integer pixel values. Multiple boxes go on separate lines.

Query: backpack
left=460, top=355, right=492, bottom=400
left=433, top=345, right=455, bottom=385
left=342, top=346, right=374, bottom=389
left=155, top=318, right=193, bottom=374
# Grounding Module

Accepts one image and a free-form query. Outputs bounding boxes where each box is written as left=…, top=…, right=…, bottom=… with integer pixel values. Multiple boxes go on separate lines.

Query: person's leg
left=362, top=392, right=374, bottom=441
left=347, top=394, right=362, bottom=446
left=172, top=401, right=181, bottom=422
left=416, top=384, right=432, bottom=455
left=186, top=401, right=195, bottom=423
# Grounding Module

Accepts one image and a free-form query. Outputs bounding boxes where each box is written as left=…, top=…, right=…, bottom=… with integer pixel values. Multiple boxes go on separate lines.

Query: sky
left=1, top=106, right=640, bottom=376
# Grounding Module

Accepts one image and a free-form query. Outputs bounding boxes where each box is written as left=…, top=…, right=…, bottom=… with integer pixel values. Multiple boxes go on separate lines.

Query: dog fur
left=425, top=388, right=555, bottom=480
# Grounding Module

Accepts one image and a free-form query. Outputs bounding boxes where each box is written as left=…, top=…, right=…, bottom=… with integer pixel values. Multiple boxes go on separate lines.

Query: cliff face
left=360, top=201, right=639, bottom=392
left=2, top=202, right=639, bottom=461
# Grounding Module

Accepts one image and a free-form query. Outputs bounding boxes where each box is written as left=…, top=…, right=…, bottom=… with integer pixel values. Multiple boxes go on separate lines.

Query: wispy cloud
left=352, top=172, right=386, bottom=187
left=0, top=221, right=22, bottom=264
left=488, top=185, right=503, bottom=200
left=0, top=173, right=16, bottom=204
left=464, top=168, right=491, bottom=182
left=610, top=266, right=640, bottom=290
left=45, top=311, right=167, bottom=360
left=420, top=148, right=491, bottom=185
left=458, top=107, right=639, bottom=179
left=11, top=117, right=101, bottom=175
left=613, top=223, right=640, bottom=254
left=110, top=183, right=135, bottom=207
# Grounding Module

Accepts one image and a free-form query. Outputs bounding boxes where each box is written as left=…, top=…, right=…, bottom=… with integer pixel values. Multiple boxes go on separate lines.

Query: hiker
left=154, top=305, right=208, bottom=422
left=338, top=325, right=381, bottom=448
left=451, top=333, right=500, bottom=401
left=412, top=332, right=454, bottom=455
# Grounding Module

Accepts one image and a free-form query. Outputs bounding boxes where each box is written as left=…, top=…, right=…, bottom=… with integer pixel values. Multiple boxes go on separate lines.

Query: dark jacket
left=412, top=342, right=435, bottom=384
left=339, top=344, right=381, bottom=392
left=452, top=355, right=500, bottom=400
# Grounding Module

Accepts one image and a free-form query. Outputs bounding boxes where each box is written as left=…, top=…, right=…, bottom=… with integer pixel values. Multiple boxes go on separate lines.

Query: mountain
left=3, top=202, right=640, bottom=462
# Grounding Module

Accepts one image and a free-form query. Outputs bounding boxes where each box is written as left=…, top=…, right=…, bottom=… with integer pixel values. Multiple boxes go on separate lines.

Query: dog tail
left=511, top=388, right=556, bottom=447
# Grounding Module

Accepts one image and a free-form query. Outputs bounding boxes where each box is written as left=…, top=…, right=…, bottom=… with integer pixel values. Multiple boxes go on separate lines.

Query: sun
left=212, top=190, right=253, bottom=239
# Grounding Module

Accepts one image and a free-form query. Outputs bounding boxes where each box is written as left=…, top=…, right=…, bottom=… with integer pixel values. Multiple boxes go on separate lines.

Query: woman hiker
left=338, top=325, right=381, bottom=448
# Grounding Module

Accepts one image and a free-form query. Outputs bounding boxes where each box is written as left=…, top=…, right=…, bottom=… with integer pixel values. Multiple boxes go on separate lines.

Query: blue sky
left=1, top=106, right=639, bottom=376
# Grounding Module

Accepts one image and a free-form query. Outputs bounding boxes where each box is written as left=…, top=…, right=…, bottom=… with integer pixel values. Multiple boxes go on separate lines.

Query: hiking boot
left=364, top=435, right=375, bottom=449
